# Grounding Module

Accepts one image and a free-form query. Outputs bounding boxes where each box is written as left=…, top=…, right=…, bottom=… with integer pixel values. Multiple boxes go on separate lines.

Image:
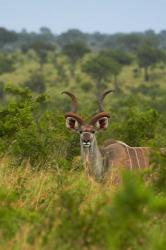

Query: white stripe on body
left=117, top=141, right=133, bottom=170
left=133, top=147, right=141, bottom=169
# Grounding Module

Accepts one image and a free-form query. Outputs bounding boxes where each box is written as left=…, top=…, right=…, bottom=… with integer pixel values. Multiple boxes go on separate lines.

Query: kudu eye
left=79, top=131, right=83, bottom=134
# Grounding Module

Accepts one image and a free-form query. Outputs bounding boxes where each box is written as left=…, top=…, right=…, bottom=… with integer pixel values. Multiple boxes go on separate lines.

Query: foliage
left=24, top=70, right=46, bottom=93
left=0, top=186, right=38, bottom=241
left=137, top=43, right=164, bottom=68
left=137, top=42, right=166, bottom=81
left=0, top=81, right=5, bottom=99
left=57, top=29, right=87, bottom=47
left=82, top=51, right=121, bottom=92
left=0, top=27, right=18, bottom=46
left=112, top=108, right=159, bottom=146
left=2, top=27, right=166, bottom=52
left=0, top=86, right=74, bottom=168
left=105, top=49, right=133, bottom=66
left=149, top=151, right=166, bottom=193
left=23, top=40, right=56, bottom=65
left=62, top=42, right=90, bottom=64
left=83, top=52, right=118, bottom=81
left=0, top=53, right=15, bottom=74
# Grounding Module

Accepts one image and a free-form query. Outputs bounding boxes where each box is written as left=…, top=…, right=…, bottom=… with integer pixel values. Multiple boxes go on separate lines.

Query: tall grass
left=0, top=156, right=166, bottom=250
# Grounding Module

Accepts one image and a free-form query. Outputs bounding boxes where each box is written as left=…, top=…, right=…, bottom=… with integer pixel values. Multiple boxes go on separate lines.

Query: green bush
left=149, top=151, right=166, bottom=193
left=0, top=53, right=15, bottom=74
left=0, top=86, right=74, bottom=168
left=24, top=70, right=46, bottom=93
left=111, top=108, right=159, bottom=146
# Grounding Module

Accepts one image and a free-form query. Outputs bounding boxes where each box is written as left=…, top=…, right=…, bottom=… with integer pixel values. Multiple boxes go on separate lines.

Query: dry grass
left=0, top=156, right=118, bottom=250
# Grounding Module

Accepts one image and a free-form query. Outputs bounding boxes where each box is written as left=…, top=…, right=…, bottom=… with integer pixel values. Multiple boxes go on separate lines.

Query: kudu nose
left=81, top=132, right=92, bottom=147
left=82, top=132, right=91, bottom=142
left=84, top=139, right=90, bottom=143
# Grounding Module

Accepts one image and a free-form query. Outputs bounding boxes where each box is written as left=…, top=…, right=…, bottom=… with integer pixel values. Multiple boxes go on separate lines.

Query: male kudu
left=62, top=90, right=150, bottom=182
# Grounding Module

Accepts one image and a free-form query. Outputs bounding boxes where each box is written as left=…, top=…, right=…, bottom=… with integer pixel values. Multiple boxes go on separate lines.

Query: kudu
left=62, top=90, right=150, bottom=182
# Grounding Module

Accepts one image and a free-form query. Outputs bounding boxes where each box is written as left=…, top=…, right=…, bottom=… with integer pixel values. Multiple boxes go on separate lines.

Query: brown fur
left=101, top=141, right=150, bottom=170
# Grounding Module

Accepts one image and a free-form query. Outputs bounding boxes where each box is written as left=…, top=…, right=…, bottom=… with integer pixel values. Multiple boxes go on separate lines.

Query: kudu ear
left=94, top=116, right=109, bottom=130
left=90, top=112, right=110, bottom=131
left=65, top=113, right=84, bottom=132
left=65, top=116, right=80, bottom=131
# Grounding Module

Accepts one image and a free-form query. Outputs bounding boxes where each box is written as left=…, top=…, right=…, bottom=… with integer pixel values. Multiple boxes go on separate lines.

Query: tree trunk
left=144, top=67, right=149, bottom=81
left=96, top=81, right=103, bottom=98
left=114, top=74, right=120, bottom=92
left=39, top=62, right=44, bottom=71
left=70, top=63, right=76, bottom=79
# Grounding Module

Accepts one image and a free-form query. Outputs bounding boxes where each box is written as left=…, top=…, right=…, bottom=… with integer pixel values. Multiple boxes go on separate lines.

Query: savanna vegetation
left=0, top=27, right=166, bottom=250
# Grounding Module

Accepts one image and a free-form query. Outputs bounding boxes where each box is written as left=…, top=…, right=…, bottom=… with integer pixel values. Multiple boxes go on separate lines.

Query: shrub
left=149, top=151, right=166, bottom=193
left=112, top=108, right=159, bottom=146
left=24, top=70, right=46, bottom=93
left=0, top=53, right=15, bottom=74
left=0, top=85, right=79, bottom=169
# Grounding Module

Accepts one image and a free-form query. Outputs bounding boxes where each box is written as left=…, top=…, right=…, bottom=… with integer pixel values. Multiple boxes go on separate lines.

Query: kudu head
left=62, top=90, right=113, bottom=148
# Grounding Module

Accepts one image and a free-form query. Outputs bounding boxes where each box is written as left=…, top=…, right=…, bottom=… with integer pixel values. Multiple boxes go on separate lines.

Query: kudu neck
left=80, top=137, right=104, bottom=181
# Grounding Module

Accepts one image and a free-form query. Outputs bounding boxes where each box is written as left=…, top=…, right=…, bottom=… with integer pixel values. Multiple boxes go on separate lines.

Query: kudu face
left=62, top=90, right=113, bottom=149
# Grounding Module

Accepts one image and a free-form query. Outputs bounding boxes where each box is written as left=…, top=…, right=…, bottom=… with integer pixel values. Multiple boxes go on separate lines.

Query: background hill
left=1, top=27, right=166, bottom=51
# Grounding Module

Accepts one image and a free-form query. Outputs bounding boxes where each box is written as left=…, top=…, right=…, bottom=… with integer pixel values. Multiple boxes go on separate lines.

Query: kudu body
left=62, top=91, right=150, bottom=182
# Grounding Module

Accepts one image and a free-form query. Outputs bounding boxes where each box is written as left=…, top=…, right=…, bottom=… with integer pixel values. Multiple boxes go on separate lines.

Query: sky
left=0, top=0, right=166, bottom=34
